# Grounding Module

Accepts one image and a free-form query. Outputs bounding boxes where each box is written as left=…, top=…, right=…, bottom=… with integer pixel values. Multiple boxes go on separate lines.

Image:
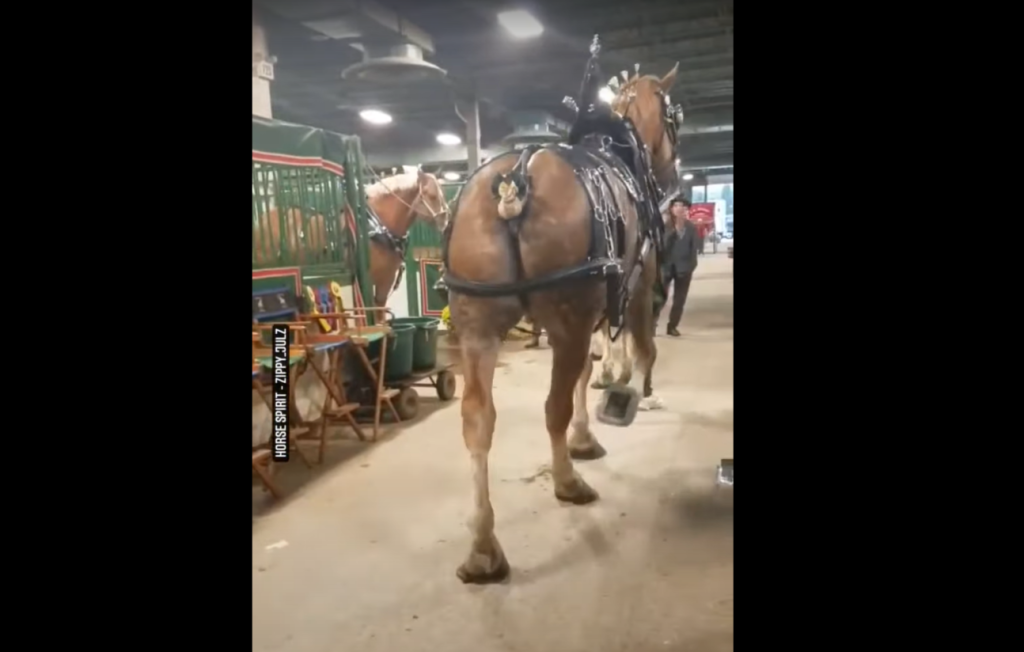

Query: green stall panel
left=252, top=116, right=374, bottom=318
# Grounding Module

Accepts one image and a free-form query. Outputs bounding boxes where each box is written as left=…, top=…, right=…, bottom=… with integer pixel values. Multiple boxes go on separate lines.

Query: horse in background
left=251, top=170, right=449, bottom=316
left=442, top=41, right=681, bottom=583
left=253, top=207, right=333, bottom=266
left=365, top=169, right=449, bottom=308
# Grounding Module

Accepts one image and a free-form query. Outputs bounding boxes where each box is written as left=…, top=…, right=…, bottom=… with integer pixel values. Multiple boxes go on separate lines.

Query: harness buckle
left=601, top=260, right=623, bottom=277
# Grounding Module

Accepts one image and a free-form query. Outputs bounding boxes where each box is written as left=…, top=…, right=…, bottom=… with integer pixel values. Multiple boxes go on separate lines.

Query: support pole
left=252, top=16, right=273, bottom=118
left=463, top=96, right=481, bottom=171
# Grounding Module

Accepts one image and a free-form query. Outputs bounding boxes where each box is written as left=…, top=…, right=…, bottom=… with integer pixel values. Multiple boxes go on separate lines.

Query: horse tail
left=490, top=148, right=535, bottom=220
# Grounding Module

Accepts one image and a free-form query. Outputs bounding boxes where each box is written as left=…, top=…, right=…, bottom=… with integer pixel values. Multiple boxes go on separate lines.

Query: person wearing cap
left=661, top=196, right=699, bottom=337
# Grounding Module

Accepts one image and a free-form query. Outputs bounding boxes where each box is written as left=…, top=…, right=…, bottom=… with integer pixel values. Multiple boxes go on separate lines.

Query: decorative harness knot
left=491, top=170, right=528, bottom=220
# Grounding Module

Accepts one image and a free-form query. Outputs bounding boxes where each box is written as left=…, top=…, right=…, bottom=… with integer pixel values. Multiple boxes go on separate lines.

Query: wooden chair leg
left=373, top=339, right=389, bottom=442
left=384, top=397, right=401, bottom=424
left=315, top=351, right=335, bottom=465
left=344, top=412, right=366, bottom=442
left=252, top=453, right=281, bottom=499
left=290, top=436, right=314, bottom=468
left=287, top=363, right=314, bottom=468
left=333, top=348, right=367, bottom=442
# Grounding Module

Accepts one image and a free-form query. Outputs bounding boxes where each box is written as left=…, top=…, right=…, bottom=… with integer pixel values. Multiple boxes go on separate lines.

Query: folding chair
left=302, top=308, right=400, bottom=441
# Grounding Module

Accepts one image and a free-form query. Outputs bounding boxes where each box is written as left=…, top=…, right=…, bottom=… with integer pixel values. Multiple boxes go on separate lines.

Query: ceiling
left=255, top=0, right=733, bottom=172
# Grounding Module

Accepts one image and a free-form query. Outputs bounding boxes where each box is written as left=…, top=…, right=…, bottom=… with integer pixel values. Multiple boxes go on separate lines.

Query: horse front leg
left=628, top=268, right=663, bottom=412
left=569, top=349, right=607, bottom=460
left=590, top=322, right=616, bottom=389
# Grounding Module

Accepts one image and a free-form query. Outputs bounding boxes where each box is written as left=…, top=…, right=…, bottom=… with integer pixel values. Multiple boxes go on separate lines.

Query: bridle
left=363, top=167, right=451, bottom=300
left=612, top=81, right=684, bottom=199
left=365, top=166, right=451, bottom=230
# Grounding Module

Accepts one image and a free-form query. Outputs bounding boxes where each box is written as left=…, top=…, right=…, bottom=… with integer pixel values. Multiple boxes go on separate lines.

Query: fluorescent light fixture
left=598, top=86, right=615, bottom=103
left=498, top=10, right=544, bottom=38
left=443, top=171, right=461, bottom=181
left=682, top=172, right=694, bottom=181
left=359, top=109, right=392, bottom=125
left=436, top=132, right=461, bottom=146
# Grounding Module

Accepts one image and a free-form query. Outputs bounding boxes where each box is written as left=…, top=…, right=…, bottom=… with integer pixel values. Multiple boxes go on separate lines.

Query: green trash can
left=383, top=323, right=416, bottom=380
left=390, top=317, right=440, bottom=371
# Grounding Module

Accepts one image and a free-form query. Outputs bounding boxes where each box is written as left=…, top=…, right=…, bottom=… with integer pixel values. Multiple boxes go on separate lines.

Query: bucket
left=390, top=317, right=440, bottom=371
left=383, top=323, right=416, bottom=380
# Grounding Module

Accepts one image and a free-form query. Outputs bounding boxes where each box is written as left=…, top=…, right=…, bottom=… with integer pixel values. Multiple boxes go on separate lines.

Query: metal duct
left=257, top=0, right=435, bottom=53
left=501, top=111, right=570, bottom=147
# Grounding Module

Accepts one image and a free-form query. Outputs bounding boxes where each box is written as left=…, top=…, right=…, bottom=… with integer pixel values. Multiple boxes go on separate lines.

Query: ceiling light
left=598, top=86, right=615, bottom=103
left=443, top=172, right=461, bottom=181
left=498, top=10, right=544, bottom=38
left=682, top=173, right=694, bottom=181
left=436, top=133, right=461, bottom=146
left=359, top=109, right=392, bottom=125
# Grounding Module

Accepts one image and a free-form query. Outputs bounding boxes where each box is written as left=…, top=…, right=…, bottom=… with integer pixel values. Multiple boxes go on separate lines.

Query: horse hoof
left=569, top=440, right=607, bottom=461
left=555, top=475, right=600, bottom=505
left=456, top=553, right=510, bottom=584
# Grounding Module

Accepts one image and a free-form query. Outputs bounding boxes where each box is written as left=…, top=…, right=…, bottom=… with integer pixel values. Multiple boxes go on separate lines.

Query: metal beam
left=470, top=52, right=732, bottom=79
left=599, top=16, right=733, bottom=47
left=543, top=0, right=733, bottom=29
left=605, top=35, right=732, bottom=63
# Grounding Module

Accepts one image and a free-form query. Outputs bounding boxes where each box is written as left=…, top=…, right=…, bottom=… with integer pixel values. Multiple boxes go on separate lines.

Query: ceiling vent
left=341, top=43, right=446, bottom=83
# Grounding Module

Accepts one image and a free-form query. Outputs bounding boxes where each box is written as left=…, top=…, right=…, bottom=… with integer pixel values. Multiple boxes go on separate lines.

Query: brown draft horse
left=365, top=170, right=450, bottom=307
left=445, top=63, right=681, bottom=583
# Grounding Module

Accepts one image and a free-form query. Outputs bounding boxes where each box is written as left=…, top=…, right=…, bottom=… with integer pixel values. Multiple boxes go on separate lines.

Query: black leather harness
left=441, top=115, right=666, bottom=340
left=366, top=203, right=409, bottom=295
left=439, top=34, right=680, bottom=340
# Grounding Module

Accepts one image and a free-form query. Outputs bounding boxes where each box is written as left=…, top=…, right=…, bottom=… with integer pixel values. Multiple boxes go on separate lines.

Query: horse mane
left=366, top=172, right=420, bottom=200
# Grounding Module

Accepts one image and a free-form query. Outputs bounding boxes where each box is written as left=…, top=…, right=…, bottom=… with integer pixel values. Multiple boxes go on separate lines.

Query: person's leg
left=666, top=274, right=684, bottom=335
left=657, top=274, right=673, bottom=333
left=667, top=272, right=693, bottom=335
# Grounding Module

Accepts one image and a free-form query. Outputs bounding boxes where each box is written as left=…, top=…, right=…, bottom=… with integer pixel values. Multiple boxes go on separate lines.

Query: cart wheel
left=436, top=370, right=457, bottom=401
left=396, top=387, right=419, bottom=420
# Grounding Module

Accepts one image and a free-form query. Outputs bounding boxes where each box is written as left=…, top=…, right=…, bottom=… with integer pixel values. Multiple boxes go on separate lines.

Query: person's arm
left=689, top=223, right=701, bottom=259
left=663, top=221, right=678, bottom=248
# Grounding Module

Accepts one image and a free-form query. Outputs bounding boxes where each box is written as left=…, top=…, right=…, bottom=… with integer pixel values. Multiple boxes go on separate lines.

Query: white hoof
left=638, top=395, right=664, bottom=411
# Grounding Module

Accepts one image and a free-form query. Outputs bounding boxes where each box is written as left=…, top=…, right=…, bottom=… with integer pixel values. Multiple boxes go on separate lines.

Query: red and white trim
left=252, top=267, right=302, bottom=297
left=252, top=150, right=345, bottom=177
left=418, top=258, right=444, bottom=317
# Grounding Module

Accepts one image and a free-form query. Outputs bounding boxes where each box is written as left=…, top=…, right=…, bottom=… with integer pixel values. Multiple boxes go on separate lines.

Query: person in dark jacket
left=662, top=197, right=699, bottom=337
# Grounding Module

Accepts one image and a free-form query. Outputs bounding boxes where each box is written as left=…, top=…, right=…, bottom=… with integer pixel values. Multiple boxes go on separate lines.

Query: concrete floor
left=252, top=254, right=734, bottom=652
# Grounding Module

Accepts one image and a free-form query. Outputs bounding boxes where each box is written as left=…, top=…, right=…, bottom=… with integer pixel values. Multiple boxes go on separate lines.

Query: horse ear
left=417, top=167, right=428, bottom=182
left=659, top=62, right=680, bottom=92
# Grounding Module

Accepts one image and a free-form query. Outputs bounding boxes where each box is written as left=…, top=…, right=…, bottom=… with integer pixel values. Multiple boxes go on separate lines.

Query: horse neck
left=371, top=188, right=418, bottom=237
